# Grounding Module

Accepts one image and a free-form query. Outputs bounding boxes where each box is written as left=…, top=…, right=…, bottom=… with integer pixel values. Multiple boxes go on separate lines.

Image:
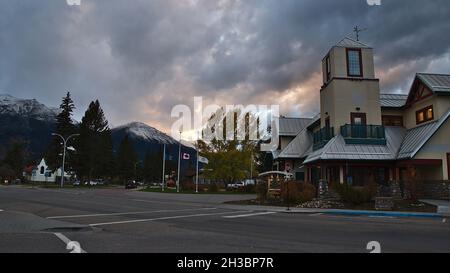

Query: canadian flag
left=182, top=153, right=191, bottom=160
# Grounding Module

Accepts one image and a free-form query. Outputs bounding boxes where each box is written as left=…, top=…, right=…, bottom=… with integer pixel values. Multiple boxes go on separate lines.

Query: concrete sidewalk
left=221, top=203, right=445, bottom=219
left=421, top=199, right=450, bottom=215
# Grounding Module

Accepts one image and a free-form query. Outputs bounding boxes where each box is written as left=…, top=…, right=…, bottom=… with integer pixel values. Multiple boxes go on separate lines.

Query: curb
left=274, top=208, right=444, bottom=219
left=320, top=209, right=443, bottom=219
left=223, top=204, right=446, bottom=219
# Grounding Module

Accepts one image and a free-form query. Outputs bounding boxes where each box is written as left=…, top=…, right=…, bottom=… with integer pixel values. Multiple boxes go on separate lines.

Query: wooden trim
left=406, top=81, right=435, bottom=108
left=350, top=112, right=367, bottom=125
left=415, top=105, right=434, bottom=125
left=396, top=159, right=443, bottom=166
left=320, top=77, right=379, bottom=91
left=346, top=48, right=363, bottom=77
left=447, top=153, right=450, bottom=180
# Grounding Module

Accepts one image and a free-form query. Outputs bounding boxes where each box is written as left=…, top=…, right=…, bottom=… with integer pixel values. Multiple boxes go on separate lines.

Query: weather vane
left=353, top=26, right=368, bottom=41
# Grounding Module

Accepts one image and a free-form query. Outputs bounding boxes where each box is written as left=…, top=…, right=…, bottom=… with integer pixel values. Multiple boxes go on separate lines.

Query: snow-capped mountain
left=0, top=94, right=58, bottom=159
left=112, top=122, right=178, bottom=144
left=111, top=122, right=196, bottom=161
left=0, top=94, right=59, bottom=121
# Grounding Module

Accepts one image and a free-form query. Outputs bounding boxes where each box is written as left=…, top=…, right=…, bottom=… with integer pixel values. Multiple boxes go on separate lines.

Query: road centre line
left=222, top=212, right=277, bottom=219
left=131, top=198, right=204, bottom=206
left=89, top=210, right=251, bottom=227
left=47, top=207, right=217, bottom=219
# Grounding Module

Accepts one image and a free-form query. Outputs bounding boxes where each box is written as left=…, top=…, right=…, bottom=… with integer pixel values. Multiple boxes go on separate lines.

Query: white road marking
left=47, top=207, right=217, bottom=219
left=310, top=213, right=324, bottom=216
left=0, top=209, right=3, bottom=212
left=368, top=216, right=395, bottom=219
left=54, top=233, right=87, bottom=253
left=131, top=198, right=195, bottom=205
left=89, top=210, right=250, bottom=227
left=222, top=212, right=277, bottom=219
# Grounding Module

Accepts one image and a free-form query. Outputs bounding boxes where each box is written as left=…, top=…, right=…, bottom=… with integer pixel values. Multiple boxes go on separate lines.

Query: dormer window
left=346, top=48, right=363, bottom=77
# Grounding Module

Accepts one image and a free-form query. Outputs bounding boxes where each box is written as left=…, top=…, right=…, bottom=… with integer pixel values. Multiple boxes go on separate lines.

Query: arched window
left=40, top=166, right=45, bottom=175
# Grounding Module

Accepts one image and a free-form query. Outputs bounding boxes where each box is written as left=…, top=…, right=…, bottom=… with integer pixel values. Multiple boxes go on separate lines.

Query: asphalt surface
left=0, top=185, right=449, bottom=253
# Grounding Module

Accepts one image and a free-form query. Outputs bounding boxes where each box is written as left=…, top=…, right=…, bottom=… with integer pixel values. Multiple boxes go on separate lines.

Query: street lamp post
left=162, top=144, right=166, bottom=192
left=52, top=133, right=80, bottom=188
left=250, top=151, right=253, bottom=181
left=177, top=130, right=182, bottom=193
left=195, top=131, right=200, bottom=194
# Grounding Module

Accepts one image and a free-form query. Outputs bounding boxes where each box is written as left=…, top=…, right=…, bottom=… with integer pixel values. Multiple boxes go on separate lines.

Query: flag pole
left=162, top=144, right=166, bottom=192
left=196, top=131, right=199, bottom=194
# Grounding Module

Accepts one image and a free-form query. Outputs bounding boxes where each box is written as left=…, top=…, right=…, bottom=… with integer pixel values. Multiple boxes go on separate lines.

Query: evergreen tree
left=74, top=100, right=114, bottom=181
left=2, top=142, right=26, bottom=178
left=116, top=135, right=138, bottom=182
left=46, top=92, right=77, bottom=171
left=143, top=147, right=163, bottom=183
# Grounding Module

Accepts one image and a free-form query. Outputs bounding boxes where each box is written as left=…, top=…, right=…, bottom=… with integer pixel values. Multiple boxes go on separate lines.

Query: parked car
left=95, top=179, right=108, bottom=186
left=243, top=179, right=256, bottom=186
left=73, top=180, right=81, bottom=186
left=85, top=180, right=98, bottom=186
left=227, top=182, right=245, bottom=190
left=125, top=180, right=138, bottom=189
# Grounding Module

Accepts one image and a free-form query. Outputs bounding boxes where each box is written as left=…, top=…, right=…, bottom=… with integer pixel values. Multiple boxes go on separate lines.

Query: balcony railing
left=313, top=127, right=334, bottom=150
left=340, top=124, right=386, bottom=145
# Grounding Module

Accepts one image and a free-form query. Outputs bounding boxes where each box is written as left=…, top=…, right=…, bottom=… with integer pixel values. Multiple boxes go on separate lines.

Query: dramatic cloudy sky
left=1, top=0, right=449, bottom=136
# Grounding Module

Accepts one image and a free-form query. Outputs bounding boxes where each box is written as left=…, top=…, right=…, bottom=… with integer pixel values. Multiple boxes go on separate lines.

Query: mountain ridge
left=0, top=94, right=195, bottom=162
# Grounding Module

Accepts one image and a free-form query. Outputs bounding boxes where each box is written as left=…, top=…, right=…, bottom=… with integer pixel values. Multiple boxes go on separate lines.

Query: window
left=382, top=115, right=404, bottom=127
left=40, top=166, right=45, bottom=175
left=416, top=105, right=434, bottom=124
left=346, top=48, right=363, bottom=77
left=325, top=55, right=331, bottom=82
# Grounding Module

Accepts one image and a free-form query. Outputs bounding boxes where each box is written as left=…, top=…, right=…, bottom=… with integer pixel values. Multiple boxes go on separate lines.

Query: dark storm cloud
left=0, top=0, right=449, bottom=132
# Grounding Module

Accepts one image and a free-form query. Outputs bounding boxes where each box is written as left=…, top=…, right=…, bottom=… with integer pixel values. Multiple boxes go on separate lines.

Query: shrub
left=298, top=183, right=317, bottom=203
left=255, top=182, right=268, bottom=203
left=207, top=183, right=219, bottom=193
left=243, top=184, right=255, bottom=193
left=182, top=181, right=195, bottom=191
left=333, top=183, right=373, bottom=205
left=281, top=181, right=316, bottom=204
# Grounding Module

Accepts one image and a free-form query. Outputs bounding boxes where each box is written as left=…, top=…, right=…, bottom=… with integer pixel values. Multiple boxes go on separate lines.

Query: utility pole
left=52, top=133, right=80, bottom=188
left=162, top=144, right=166, bottom=192
left=177, top=130, right=182, bottom=193
left=250, top=151, right=253, bottom=182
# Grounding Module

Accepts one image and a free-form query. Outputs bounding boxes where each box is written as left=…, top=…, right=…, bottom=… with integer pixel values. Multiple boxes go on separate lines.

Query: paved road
left=0, top=185, right=449, bottom=253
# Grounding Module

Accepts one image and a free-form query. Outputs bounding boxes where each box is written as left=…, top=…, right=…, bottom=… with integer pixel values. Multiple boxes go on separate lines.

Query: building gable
left=406, top=78, right=434, bottom=107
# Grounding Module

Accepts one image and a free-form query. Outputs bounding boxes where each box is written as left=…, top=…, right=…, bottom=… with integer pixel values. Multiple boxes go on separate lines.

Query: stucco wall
left=322, top=47, right=375, bottom=84
left=403, top=95, right=437, bottom=129
left=321, top=79, right=382, bottom=129
left=415, top=119, right=450, bottom=180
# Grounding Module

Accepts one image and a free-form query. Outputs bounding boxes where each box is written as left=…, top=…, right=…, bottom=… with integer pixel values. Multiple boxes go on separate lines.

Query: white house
left=26, top=158, right=72, bottom=183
